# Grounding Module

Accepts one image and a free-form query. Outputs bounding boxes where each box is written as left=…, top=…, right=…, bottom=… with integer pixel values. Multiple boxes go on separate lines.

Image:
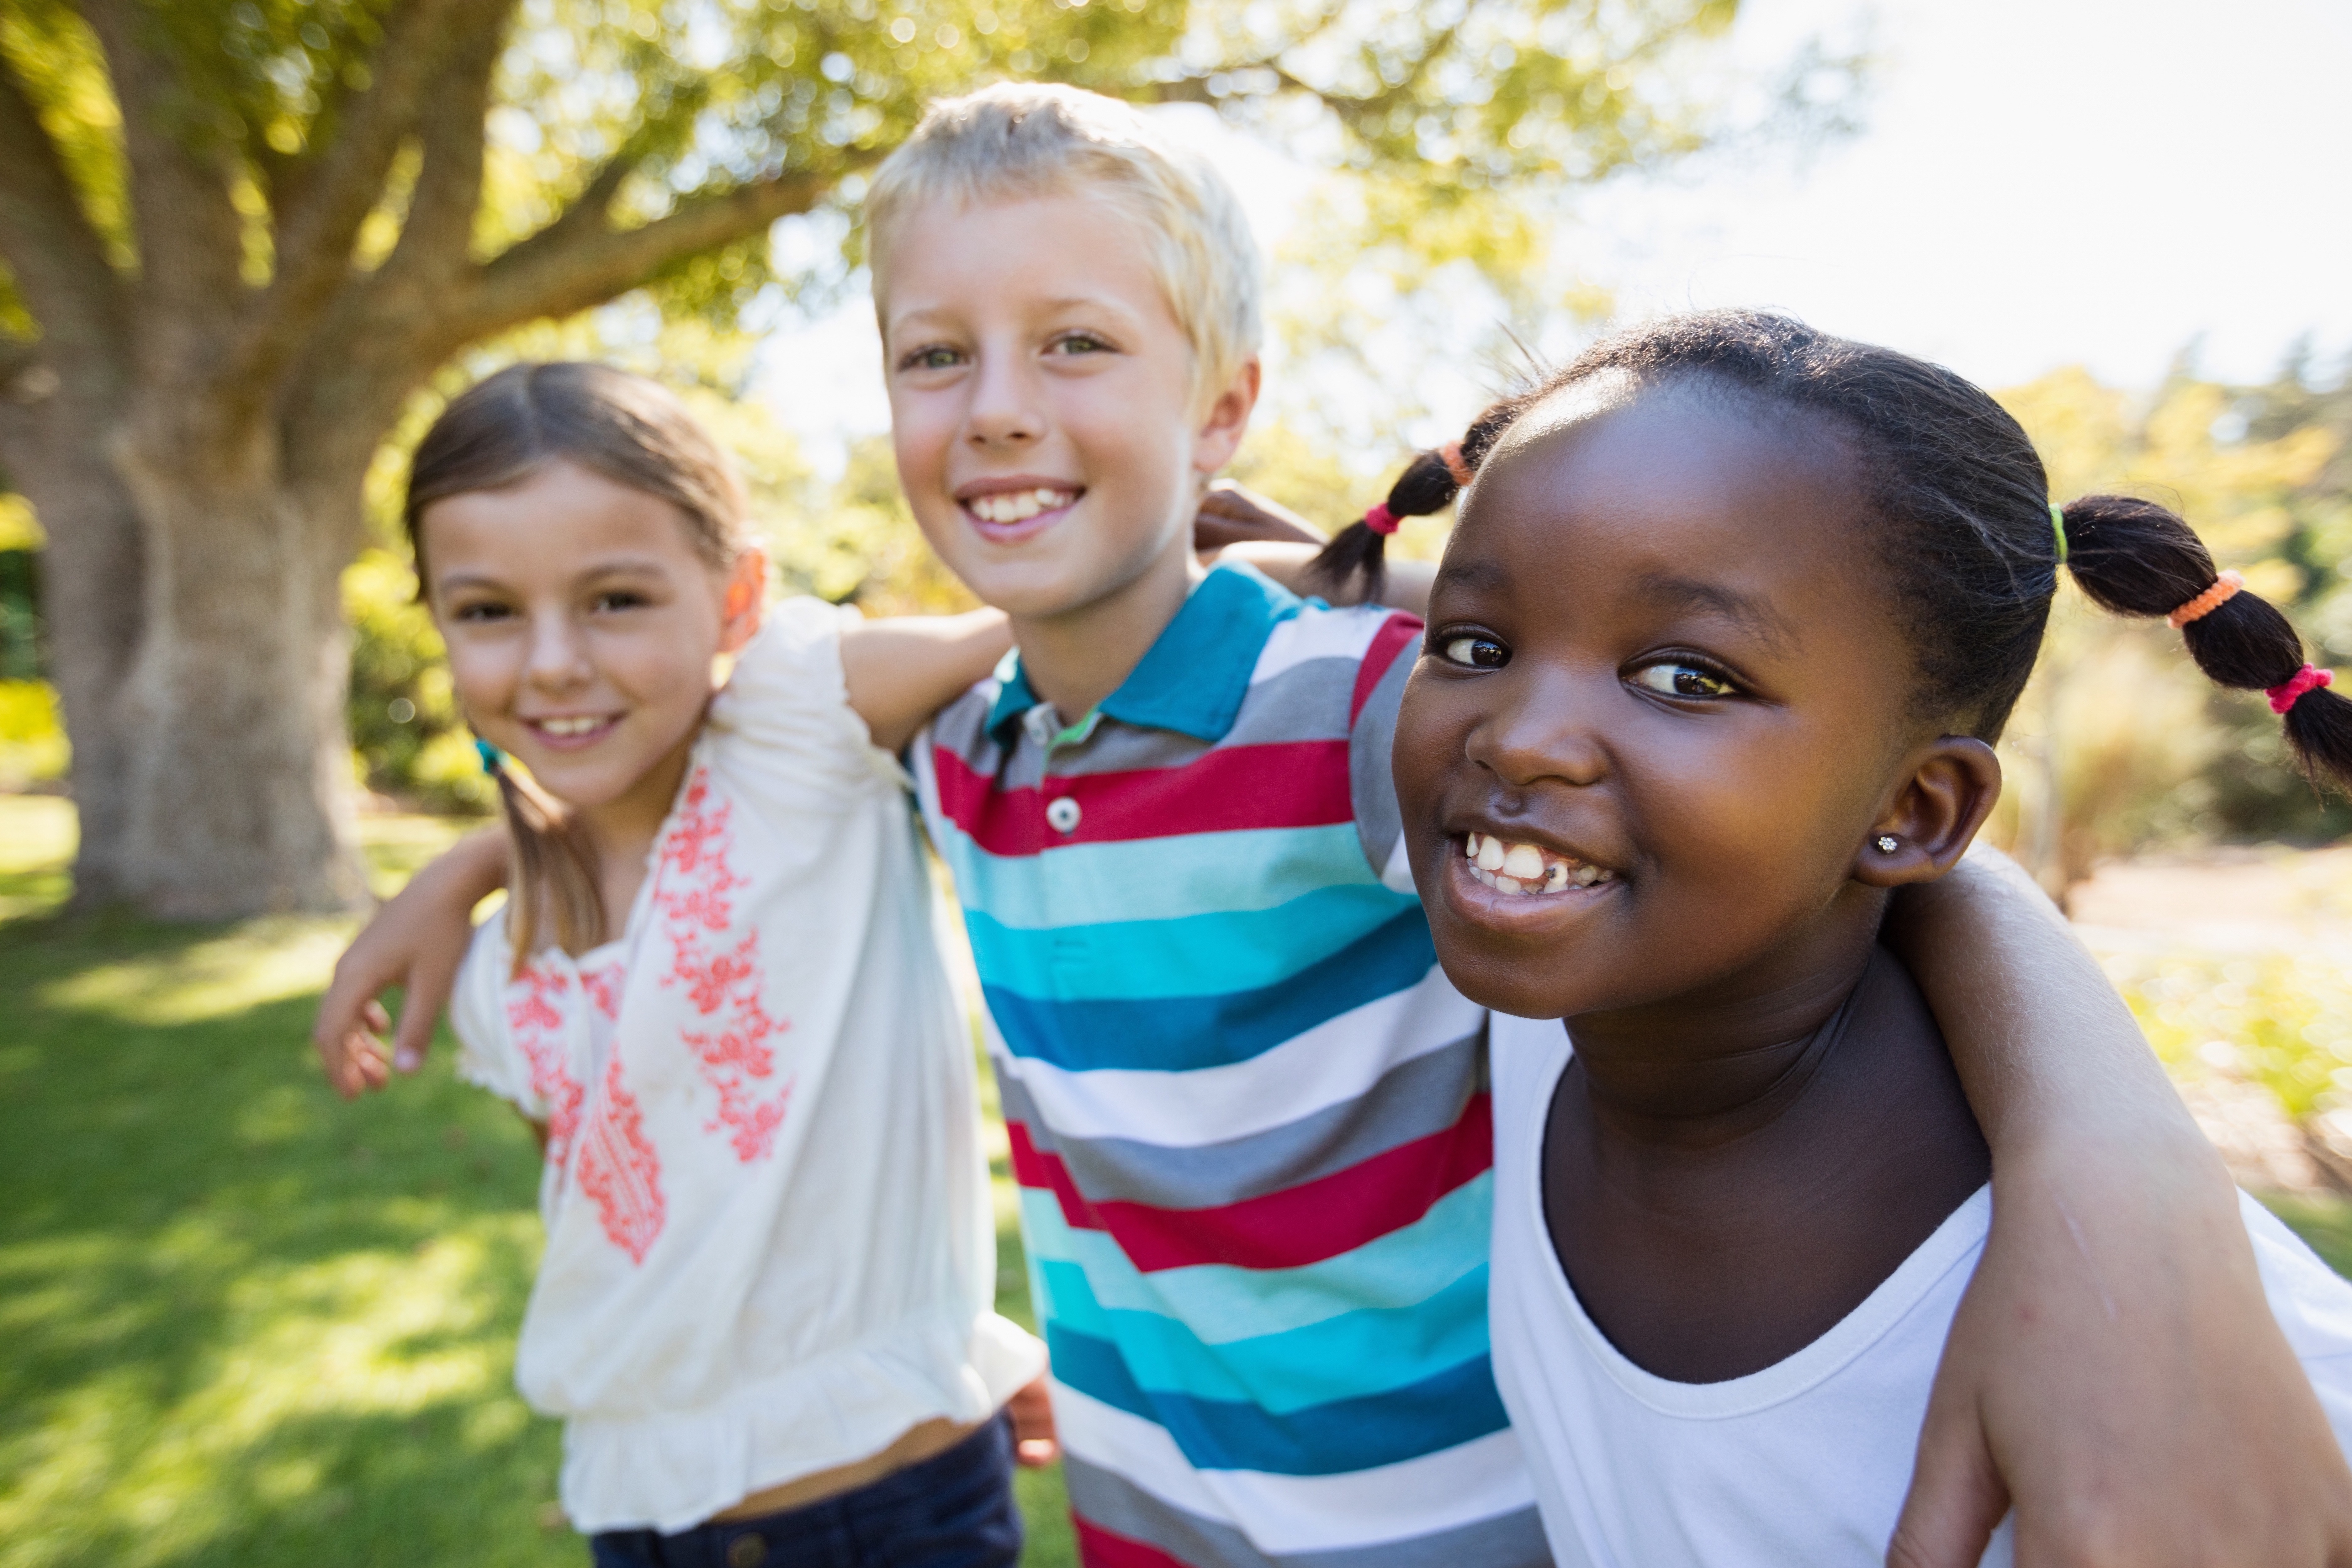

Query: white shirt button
left=1046, top=796, right=1082, bottom=834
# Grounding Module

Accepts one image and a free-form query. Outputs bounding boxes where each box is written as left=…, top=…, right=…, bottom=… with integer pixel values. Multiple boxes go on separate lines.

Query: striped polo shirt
left=913, top=562, right=1548, bottom=1568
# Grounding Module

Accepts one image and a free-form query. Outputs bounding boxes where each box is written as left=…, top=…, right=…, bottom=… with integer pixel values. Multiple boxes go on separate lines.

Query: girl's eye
left=1630, top=661, right=1736, bottom=700
left=898, top=344, right=963, bottom=372
left=1440, top=634, right=1510, bottom=670
left=451, top=601, right=514, bottom=623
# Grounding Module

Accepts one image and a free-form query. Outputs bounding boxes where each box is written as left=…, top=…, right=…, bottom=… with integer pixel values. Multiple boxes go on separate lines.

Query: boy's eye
left=1629, top=661, right=1736, bottom=700
left=1050, top=332, right=1110, bottom=355
left=898, top=344, right=964, bottom=372
left=1439, top=634, right=1510, bottom=670
left=590, top=590, right=649, bottom=613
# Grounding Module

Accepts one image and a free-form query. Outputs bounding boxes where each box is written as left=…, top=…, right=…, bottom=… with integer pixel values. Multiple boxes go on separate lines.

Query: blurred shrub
left=0, top=678, right=68, bottom=785
left=344, top=548, right=492, bottom=814
left=2105, top=950, right=2352, bottom=1121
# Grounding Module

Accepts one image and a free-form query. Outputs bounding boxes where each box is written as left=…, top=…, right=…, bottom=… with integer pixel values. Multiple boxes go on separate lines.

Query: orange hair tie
left=1437, top=440, right=1474, bottom=488
left=2168, top=569, right=2243, bottom=629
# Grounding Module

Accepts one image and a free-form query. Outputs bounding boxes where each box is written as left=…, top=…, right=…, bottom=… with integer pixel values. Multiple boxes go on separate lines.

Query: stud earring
left=1875, top=835, right=1899, bottom=854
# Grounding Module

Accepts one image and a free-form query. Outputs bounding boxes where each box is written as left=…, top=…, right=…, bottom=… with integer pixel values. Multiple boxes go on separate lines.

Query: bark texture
left=0, top=0, right=828, bottom=915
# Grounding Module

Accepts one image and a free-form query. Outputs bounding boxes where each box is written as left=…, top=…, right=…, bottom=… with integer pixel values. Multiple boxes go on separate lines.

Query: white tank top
left=1485, top=1010, right=2352, bottom=1568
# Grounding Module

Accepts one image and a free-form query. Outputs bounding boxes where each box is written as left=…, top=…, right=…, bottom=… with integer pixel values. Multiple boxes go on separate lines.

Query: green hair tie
left=475, top=738, right=504, bottom=775
left=2050, top=501, right=2069, bottom=566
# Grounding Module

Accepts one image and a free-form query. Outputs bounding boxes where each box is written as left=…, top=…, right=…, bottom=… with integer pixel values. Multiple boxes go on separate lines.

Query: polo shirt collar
left=985, top=561, right=1300, bottom=744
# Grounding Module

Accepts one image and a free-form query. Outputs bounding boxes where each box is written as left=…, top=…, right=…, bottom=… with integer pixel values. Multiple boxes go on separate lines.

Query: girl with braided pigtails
left=1372, top=310, right=2352, bottom=1567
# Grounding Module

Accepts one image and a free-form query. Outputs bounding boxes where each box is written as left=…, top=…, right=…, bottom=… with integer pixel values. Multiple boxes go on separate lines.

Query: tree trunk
left=101, top=410, right=370, bottom=918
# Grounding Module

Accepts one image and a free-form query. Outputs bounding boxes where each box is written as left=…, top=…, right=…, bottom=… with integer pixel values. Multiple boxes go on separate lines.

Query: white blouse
left=451, top=596, right=1044, bottom=1534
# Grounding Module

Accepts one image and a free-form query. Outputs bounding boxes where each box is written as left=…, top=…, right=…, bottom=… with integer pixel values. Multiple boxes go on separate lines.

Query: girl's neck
left=567, top=722, right=700, bottom=945
left=1012, top=530, right=1202, bottom=723
left=1563, top=885, right=1889, bottom=1146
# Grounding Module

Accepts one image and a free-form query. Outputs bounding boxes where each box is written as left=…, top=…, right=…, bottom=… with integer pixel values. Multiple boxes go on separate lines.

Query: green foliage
left=0, top=678, right=65, bottom=786
left=2107, top=948, right=2352, bottom=1121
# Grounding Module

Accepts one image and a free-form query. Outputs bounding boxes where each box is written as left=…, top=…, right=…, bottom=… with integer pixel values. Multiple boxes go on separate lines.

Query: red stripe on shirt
left=1009, top=1097, right=1494, bottom=1273
left=1077, top=1516, right=1199, bottom=1568
left=931, top=740, right=1352, bottom=856
left=1350, top=612, right=1424, bottom=725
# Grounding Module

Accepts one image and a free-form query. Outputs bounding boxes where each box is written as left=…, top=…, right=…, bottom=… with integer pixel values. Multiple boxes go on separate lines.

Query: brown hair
left=405, top=362, right=752, bottom=968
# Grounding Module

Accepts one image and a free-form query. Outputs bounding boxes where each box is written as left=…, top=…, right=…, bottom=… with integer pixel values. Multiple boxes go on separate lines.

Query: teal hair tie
left=2050, top=501, right=2069, bottom=565
left=475, top=738, right=504, bottom=775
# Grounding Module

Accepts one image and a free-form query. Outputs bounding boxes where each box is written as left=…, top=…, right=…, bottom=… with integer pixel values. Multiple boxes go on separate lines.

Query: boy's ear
left=1851, top=737, right=2003, bottom=888
left=1192, top=356, right=1262, bottom=476
left=718, top=545, right=769, bottom=655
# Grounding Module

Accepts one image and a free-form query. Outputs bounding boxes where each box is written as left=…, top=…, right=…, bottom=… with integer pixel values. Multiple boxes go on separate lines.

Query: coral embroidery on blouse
left=573, top=1054, right=665, bottom=1265
left=655, top=770, right=796, bottom=1163
left=506, top=963, right=587, bottom=1169
left=581, top=961, right=625, bottom=1021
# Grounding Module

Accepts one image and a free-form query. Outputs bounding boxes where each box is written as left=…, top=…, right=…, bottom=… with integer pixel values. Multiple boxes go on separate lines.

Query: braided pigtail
left=1313, top=399, right=1527, bottom=600
left=2062, top=494, right=2352, bottom=794
left=479, top=742, right=607, bottom=973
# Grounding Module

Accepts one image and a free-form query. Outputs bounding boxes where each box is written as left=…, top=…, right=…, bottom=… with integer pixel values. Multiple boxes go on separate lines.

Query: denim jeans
left=589, top=1414, right=1022, bottom=1568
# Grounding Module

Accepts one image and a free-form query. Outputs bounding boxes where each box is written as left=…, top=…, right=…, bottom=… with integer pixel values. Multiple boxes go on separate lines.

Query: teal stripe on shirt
left=1018, top=1178, right=1494, bottom=1340
left=1037, top=1256, right=1493, bottom=1416
left=931, top=818, right=1379, bottom=930
left=965, top=882, right=1412, bottom=1003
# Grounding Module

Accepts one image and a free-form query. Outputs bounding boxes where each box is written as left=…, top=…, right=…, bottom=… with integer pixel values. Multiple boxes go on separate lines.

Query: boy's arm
left=312, top=827, right=509, bottom=1096
left=838, top=609, right=1012, bottom=754
left=1886, top=848, right=2352, bottom=1566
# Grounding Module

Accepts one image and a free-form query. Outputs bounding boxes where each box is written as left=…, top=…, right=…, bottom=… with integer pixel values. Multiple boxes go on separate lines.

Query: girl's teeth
left=1459, top=833, right=1616, bottom=898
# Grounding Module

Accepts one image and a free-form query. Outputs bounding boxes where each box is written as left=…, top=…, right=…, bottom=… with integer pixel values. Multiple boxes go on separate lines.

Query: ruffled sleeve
left=448, top=909, right=545, bottom=1118
left=703, top=596, right=898, bottom=801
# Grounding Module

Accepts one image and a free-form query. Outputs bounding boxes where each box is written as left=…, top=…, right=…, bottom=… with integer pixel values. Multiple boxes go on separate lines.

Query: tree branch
left=80, top=0, right=245, bottom=392
left=0, top=57, right=125, bottom=372
left=221, top=0, right=489, bottom=396
left=460, top=166, right=832, bottom=341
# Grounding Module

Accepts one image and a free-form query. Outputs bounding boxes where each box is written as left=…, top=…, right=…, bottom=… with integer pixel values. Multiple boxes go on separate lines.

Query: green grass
left=0, top=797, right=1074, bottom=1568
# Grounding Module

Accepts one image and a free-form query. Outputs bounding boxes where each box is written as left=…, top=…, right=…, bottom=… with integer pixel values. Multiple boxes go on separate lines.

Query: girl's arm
left=1886, top=848, right=2352, bottom=1566
left=839, top=609, right=1013, bottom=754
left=312, top=827, right=509, bottom=1094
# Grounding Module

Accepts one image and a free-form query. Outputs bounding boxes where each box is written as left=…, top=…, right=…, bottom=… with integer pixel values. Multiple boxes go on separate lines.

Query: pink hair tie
left=2168, top=569, right=2243, bottom=629
left=2268, top=664, right=2333, bottom=714
left=1437, top=441, right=1474, bottom=487
left=1362, top=503, right=1400, bottom=536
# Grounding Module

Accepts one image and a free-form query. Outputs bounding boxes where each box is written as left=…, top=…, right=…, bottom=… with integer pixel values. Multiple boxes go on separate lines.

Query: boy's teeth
left=1459, top=833, right=1616, bottom=898
left=970, top=487, right=1076, bottom=524
left=538, top=716, right=604, bottom=736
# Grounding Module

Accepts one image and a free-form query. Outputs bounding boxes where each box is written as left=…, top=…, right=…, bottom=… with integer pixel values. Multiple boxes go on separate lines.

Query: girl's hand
left=1198, top=482, right=1436, bottom=617
left=1008, top=1376, right=1058, bottom=1467
left=1194, top=479, right=1325, bottom=552
left=312, top=828, right=510, bottom=1098
left=1886, top=848, right=2352, bottom=1566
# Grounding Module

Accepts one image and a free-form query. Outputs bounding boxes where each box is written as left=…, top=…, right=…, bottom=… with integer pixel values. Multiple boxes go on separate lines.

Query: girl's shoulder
left=704, top=596, right=902, bottom=797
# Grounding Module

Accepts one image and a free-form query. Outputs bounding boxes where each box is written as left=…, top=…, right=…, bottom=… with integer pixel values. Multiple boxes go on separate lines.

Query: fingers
left=1888, top=1386, right=2007, bottom=1568
left=393, top=941, right=464, bottom=1074
left=1008, top=1375, right=1059, bottom=1468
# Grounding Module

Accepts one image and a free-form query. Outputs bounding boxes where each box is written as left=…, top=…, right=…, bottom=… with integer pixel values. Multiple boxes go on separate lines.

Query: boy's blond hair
left=866, top=83, right=1263, bottom=400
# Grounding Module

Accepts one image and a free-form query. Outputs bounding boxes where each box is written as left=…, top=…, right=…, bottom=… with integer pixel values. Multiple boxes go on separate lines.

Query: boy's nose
left=963, top=354, right=1046, bottom=448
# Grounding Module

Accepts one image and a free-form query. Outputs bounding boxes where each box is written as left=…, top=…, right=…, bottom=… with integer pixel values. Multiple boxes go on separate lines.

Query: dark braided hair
left=1337, top=310, right=2352, bottom=790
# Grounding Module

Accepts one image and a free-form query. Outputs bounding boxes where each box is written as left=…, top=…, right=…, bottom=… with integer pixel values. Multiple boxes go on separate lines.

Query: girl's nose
left=963, top=347, right=1046, bottom=449
left=524, top=615, right=594, bottom=691
left=1468, top=669, right=1610, bottom=790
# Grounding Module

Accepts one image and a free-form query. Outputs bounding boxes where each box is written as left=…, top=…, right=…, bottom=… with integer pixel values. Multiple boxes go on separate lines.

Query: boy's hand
left=1887, top=848, right=2352, bottom=1566
left=1008, top=1375, right=1059, bottom=1467
left=1194, top=480, right=1325, bottom=552
left=312, top=828, right=509, bottom=1098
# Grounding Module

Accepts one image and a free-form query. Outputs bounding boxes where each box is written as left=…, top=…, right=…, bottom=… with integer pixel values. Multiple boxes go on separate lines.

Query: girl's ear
left=1851, top=737, right=2003, bottom=888
left=1192, top=356, right=1262, bottom=476
left=718, top=545, right=769, bottom=655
